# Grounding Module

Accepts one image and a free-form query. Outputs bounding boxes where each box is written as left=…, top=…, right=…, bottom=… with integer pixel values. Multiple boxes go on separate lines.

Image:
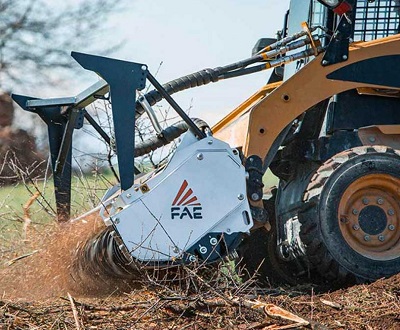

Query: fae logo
left=171, top=180, right=203, bottom=220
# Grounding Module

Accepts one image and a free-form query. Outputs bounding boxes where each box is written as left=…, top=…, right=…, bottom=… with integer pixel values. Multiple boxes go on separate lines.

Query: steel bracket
left=11, top=94, right=74, bottom=221
left=321, top=0, right=356, bottom=66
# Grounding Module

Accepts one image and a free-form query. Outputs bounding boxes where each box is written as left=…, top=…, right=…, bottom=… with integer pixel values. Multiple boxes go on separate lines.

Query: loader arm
left=214, top=34, right=400, bottom=169
left=244, top=34, right=400, bottom=167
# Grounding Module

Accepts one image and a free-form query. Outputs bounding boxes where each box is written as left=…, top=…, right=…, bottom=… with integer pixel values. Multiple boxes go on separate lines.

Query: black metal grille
left=354, top=0, right=400, bottom=41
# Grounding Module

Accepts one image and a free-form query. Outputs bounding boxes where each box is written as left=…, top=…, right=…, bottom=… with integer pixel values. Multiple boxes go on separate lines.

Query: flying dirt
left=7, top=0, right=400, bottom=295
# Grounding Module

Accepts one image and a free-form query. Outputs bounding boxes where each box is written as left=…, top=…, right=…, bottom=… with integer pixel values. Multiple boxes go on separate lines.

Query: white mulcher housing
left=100, top=133, right=253, bottom=264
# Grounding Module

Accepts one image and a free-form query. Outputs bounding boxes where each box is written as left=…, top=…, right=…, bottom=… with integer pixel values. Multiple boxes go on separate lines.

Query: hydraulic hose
left=134, top=118, right=209, bottom=157
left=134, top=50, right=283, bottom=117
left=136, top=68, right=221, bottom=117
left=135, top=28, right=323, bottom=117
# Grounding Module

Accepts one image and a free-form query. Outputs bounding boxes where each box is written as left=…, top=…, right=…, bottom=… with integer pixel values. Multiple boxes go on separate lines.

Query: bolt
left=126, top=193, right=132, bottom=198
left=114, top=217, right=120, bottom=224
left=353, top=224, right=360, bottom=231
left=362, top=198, right=369, bottom=205
left=352, top=209, right=359, bottom=215
left=369, top=136, right=376, bottom=143
left=208, top=140, right=213, bottom=145
left=378, top=235, right=385, bottom=242
left=340, top=216, right=349, bottom=224
left=226, top=228, right=231, bottom=233
left=210, top=237, right=218, bottom=246
left=197, top=153, right=204, bottom=160
left=233, top=149, right=238, bottom=155
left=238, top=194, right=245, bottom=200
left=364, top=235, right=371, bottom=241
left=141, top=65, right=147, bottom=71
left=322, top=60, right=329, bottom=66
left=342, top=55, right=348, bottom=60
left=388, top=224, right=395, bottom=231
left=251, top=193, right=261, bottom=201
left=377, top=198, right=384, bottom=205
left=173, top=247, right=179, bottom=254
left=189, top=255, right=197, bottom=262
left=388, top=209, right=395, bottom=216
left=199, top=246, right=208, bottom=254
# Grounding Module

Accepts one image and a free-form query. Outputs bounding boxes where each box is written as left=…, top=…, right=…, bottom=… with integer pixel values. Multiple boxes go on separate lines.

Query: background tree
left=0, top=0, right=124, bottom=91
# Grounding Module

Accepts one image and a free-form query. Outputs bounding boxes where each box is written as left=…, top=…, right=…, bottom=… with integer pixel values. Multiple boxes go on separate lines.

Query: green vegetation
left=0, top=172, right=117, bottom=251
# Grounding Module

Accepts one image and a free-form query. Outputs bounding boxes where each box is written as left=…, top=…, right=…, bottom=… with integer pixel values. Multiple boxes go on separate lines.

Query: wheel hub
left=338, top=174, right=400, bottom=261
left=358, top=205, right=388, bottom=235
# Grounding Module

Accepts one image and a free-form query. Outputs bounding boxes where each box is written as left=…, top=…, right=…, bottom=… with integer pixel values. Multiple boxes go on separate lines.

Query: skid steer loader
left=11, top=0, right=400, bottom=285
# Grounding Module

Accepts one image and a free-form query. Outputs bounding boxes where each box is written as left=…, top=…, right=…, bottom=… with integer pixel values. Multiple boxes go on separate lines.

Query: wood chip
left=5, top=250, right=39, bottom=266
left=263, top=303, right=309, bottom=326
left=320, top=298, right=343, bottom=310
left=68, top=292, right=82, bottom=330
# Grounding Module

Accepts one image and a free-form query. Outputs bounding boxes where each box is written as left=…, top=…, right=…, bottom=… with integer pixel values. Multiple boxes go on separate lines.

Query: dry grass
left=1, top=172, right=400, bottom=329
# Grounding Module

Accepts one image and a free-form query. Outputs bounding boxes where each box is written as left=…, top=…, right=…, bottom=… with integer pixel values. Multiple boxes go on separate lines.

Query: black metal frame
left=353, top=0, right=400, bottom=41
left=12, top=52, right=204, bottom=220
left=321, top=0, right=400, bottom=65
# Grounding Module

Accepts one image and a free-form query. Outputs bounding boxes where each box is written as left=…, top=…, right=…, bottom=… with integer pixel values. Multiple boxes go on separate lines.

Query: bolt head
left=197, top=153, right=204, bottom=160
left=226, top=228, right=231, bottom=233
left=126, top=193, right=132, bottom=198
left=369, top=136, right=376, bottom=143
left=340, top=216, right=349, bottom=224
left=238, top=194, right=245, bottom=201
left=210, top=237, right=218, bottom=246
left=364, top=235, right=371, bottom=241
left=199, top=246, right=208, bottom=254
left=388, top=224, right=395, bottom=231
left=353, top=224, right=360, bottom=231
left=377, top=198, right=384, bottom=205
left=208, top=140, right=213, bottom=145
left=251, top=193, right=260, bottom=201
left=388, top=209, right=395, bottom=216
left=378, top=235, right=385, bottom=242
left=189, top=255, right=197, bottom=262
left=173, top=247, right=179, bottom=254
left=322, top=60, right=328, bottom=66
left=362, top=198, right=369, bottom=205
left=352, top=209, right=359, bottom=215
left=342, top=55, right=348, bottom=60
left=114, top=217, right=120, bottom=224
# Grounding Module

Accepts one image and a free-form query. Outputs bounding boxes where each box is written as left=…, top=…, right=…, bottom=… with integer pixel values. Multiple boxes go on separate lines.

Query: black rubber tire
left=238, top=193, right=304, bottom=286
left=299, top=146, right=400, bottom=282
left=238, top=227, right=302, bottom=286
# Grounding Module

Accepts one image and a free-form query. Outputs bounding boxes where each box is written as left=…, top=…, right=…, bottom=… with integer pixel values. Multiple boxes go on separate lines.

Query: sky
left=14, top=0, right=292, bottom=166
left=68, top=0, right=291, bottom=127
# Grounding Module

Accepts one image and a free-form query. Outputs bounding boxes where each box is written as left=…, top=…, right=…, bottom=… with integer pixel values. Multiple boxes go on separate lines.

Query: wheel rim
left=338, top=173, right=400, bottom=261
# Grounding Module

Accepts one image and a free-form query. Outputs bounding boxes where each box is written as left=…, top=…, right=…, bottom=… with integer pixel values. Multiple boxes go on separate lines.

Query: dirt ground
left=1, top=217, right=400, bottom=329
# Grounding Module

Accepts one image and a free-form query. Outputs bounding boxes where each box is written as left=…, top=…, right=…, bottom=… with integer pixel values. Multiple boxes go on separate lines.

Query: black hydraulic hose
left=134, top=31, right=321, bottom=118
left=137, top=68, right=221, bottom=117
left=134, top=118, right=209, bottom=157
left=135, top=54, right=269, bottom=117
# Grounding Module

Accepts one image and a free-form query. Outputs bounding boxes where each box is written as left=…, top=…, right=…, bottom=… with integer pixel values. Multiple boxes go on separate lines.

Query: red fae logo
left=171, top=180, right=202, bottom=220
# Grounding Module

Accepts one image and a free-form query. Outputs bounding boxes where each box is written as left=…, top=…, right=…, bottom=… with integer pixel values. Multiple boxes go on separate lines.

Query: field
left=1, top=174, right=400, bottom=329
